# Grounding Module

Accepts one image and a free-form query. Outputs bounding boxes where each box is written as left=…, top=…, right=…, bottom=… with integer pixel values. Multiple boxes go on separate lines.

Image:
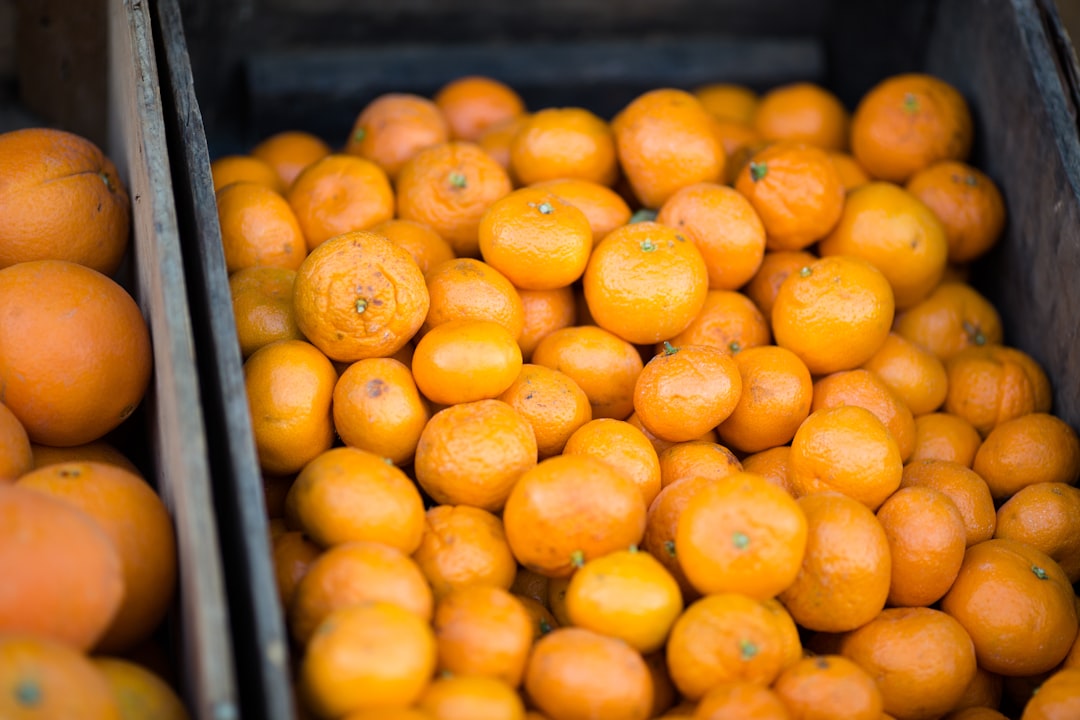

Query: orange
left=432, top=585, right=532, bottom=687
left=830, top=151, right=871, bottom=192
left=850, top=73, right=973, bottom=183
left=656, top=182, right=766, bottom=291
left=29, top=440, right=140, bottom=474
left=973, top=412, right=1080, bottom=499
left=893, top=281, right=1003, bottom=360
left=692, top=681, right=790, bottom=720
left=953, top=667, right=1005, bottom=713
left=17, top=462, right=177, bottom=652
left=478, top=187, right=593, bottom=290
left=657, top=440, right=742, bottom=490
left=944, top=345, right=1050, bottom=437
left=216, top=181, right=306, bottom=273
left=516, top=594, right=558, bottom=640
left=0, top=402, right=31, bottom=483
left=516, top=286, right=576, bottom=361
left=947, top=708, right=1009, bottom=720
left=839, top=607, right=977, bottom=720
left=243, top=339, right=336, bottom=475
left=525, top=627, right=652, bottom=720
left=996, top=482, right=1080, bottom=582
left=251, top=129, right=332, bottom=189
left=289, top=540, right=433, bottom=646
left=422, top=257, right=524, bottom=340
left=734, top=142, right=844, bottom=251
left=287, top=154, right=395, bottom=250
left=332, top=357, right=429, bottom=466
left=285, top=446, right=426, bottom=552
left=739, top=446, right=795, bottom=495
left=628, top=414, right=720, bottom=456
left=94, top=656, right=190, bottom=720
left=510, top=566, right=550, bottom=607
left=716, top=345, right=813, bottom=454
left=509, top=107, right=617, bottom=186
left=810, top=368, right=917, bottom=461
left=228, top=266, right=303, bottom=358
left=565, top=549, right=683, bottom=653
left=413, top=399, right=537, bottom=512
left=900, top=460, right=997, bottom=546
left=910, top=412, right=984, bottom=467
left=396, top=141, right=514, bottom=257
left=694, top=83, right=759, bottom=125
left=370, top=218, right=456, bottom=277
left=1019, top=667, right=1080, bottom=720
left=876, top=485, right=966, bottom=607
left=771, top=254, right=894, bottom=375
left=676, top=471, right=807, bottom=599
left=476, top=114, right=530, bottom=173
left=503, top=454, right=647, bottom=577
left=613, top=88, right=725, bottom=208
left=583, top=221, right=708, bottom=344
left=906, top=160, right=1006, bottom=263
left=210, top=154, right=284, bottom=194
left=772, top=655, right=884, bottom=720
left=666, top=592, right=790, bottom=698
left=547, top=575, right=573, bottom=628
left=271, top=530, right=320, bottom=610
left=633, top=343, right=742, bottom=443
left=299, top=602, right=437, bottom=718
left=412, top=320, right=523, bottom=405
left=743, top=249, right=818, bottom=320
left=752, top=82, right=850, bottom=151
left=293, top=230, right=428, bottom=362
left=412, top=505, right=517, bottom=599
left=644, top=650, right=679, bottom=719
left=434, top=76, right=526, bottom=142
left=642, top=474, right=716, bottom=599
left=562, top=418, right=662, bottom=507
left=778, top=491, right=890, bottom=633
left=0, top=634, right=122, bottom=719
left=0, top=127, right=130, bottom=274
left=416, top=675, right=525, bottom=720
left=862, top=332, right=948, bottom=416
left=531, top=324, right=644, bottom=420
left=941, top=538, right=1078, bottom=676
left=712, top=120, right=762, bottom=163
left=661, top=289, right=771, bottom=356
left=789, top=405, right=903, bottom=510
left=0, top=485, right=124, bottom=651
left=819, top=181, right=947, bottom=309
left=498, top=364, right=592, bottom=458
left=344, top=93, right=450, bottom=181
left=0, top=260, right=152, bottom=447
left=531, top=178, right=632, bottom=246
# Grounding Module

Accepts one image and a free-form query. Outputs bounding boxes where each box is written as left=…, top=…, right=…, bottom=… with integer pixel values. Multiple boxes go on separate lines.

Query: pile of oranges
left=211, top=74, right=1080, bottom=719
left=0, top=129, right=188, bottom=716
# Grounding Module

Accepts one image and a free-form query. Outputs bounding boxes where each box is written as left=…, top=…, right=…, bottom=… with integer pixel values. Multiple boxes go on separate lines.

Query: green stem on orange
left=448, top=171, right=467, bottom=189
left=729, top=341, right=742, bottom=354
left=641, top=238, right=658, bottom=252
left=663, top=341, right=679, bottom=356
left=903, top=92, right=919, bottom=113
left=353, top=128, right=366, bottom=143
left=799, top=266, right=813, bottom=278
left=739, top=639, right=759, bottom=660
left=537, top=201, right=554, bottom=215
left=732, top=531, right=750, bottom=550
left=664, top=540, right=676, bottom=557
left=355, top=298, right=368, bottom=314
left=749, top=161, right=768, bottom=182
left=1032, top=565, right=1049, bottom=580
left=571, top=550, right=586, bottom=568
left=15, top=681, right=41, bottom=707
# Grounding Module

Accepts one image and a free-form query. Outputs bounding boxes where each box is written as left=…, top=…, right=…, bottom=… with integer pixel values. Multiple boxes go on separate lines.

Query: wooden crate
left=2, top=1, right=240, bottom=717
left=160, top=0, right=1080, bottom=717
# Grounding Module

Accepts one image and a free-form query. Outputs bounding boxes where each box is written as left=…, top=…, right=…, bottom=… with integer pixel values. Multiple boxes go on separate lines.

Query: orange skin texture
left=1019, top=667, right=1080, bottom=720
left=712, top=120, right=762, bottom=159
left=510, top=107, right=618, bottom=187
left=17, top=462, right=178, bottom=653
left=642, top=474, right=715, bottom=601
left=422, top=257, right=524, bottom=341
left=344, top=93, right=450, bottom=180
left=830, top=151, right=872, bottom=192
left=332, top=357, right=429, bottom=466
left=0, top=127, right=131, bottom=275
left=910, top=412, right=984, bottom=467
left=434, top=75, right=526, bottom=142
left=412, top=504, right=517, bottom=600
left=0, top=485, right=124, bottom=652
left=862, top=332, right=948, bottom=416
left=28, top=440, right=139, bottom=474
left=744, top=249, right=818, bottom=320
left=416, top=675, right=525, bottom=720
left=412, top=320, right=523, bottom=405
left=243, top=339, right=336, bottom=476
left=613, top=88, right=725, bottom=209
left=734, top=142, right=845, bottom=251
left=772, top=655, right=884, bottom=720
left=778, top=491, right=891, bottom=633
left=692, top=680, right=790, bottom=720
left=770, top=255, right=895, bottom=375
left=657, top=440, right=742, bottom=490
left=996, top=482, right=1080, bottom=583
left=289, top=540, right=433, bottom=646
left=477, top=115, right=530, bottom=173
left=900, top=460, right=997, bottom=547
left=740, top=446, right=796, bottom=497
left=906, top=160, right=1006, bottom=263
left=0, top=260, right=152, bottom=447
left=941, top=539, right=1078, bottom=676
left=210, top=154, right=284, bottom=194
left=716, top=345, right=813, bottom=455
left=811, top=368, right=917, bottom=462
left=952, top=666, right=1004, bottom=714
left=413, top=399, right=537, bottom=513
left=498, top=364, right=592, bottom=459
left=563, top=418, right=661, bottom=507
left=94, top=657, right=190, bottom=720
left=839, top=607, right=977, bottom=720
left=974, top=412, right=1080, bottom=499
left=633, top=344, right=742, bottom=443
left=271, top=530, right=320, bottom=609
left=503, top=454, right=647, bottom=578
left=819, top=181, right=948, bottom=310
left=0, top=634, right=123, bottom=719
left=583, top=221, right=709, bottom=345
left=752, top=82, right=851, bottom=151
left=515, top=594, right=559, bottom=640
left=893, top=282, right=1003, bottom=360
left=0, top=402, right=31, bottom=482
left=293, top=230, right=428, bottom=362
left=251, top=129, right=332, bottom=189
left=216, top=181, right=306, bottom=273
left=228, top=267, right=303, bottom=359
left=370, top=218, right=455, bottom=277
left=478, top=187, right=593, bottom=290
left=530, top=178, right=633, bottom=246
left=944, top=345, right=1048, bottom=438
left=661, top=290, right=771, bottom=357
left=694, top=83, right=759, bottom=125
left=287, top=154, right=395, bottom=250
left=433, top=586, right=533, bottom=688
left=516, top=286, right=576, bottom=362
left=396, top=141, right=513, bottom=257
left=851, top=73, right=973, bottom=183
